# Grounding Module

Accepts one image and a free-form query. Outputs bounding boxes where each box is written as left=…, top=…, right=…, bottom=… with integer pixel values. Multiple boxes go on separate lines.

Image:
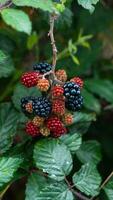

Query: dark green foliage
left=0, top=1, right=113, bottom=200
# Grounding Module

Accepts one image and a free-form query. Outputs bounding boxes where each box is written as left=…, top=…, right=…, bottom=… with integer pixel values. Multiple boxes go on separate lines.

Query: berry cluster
left=20, top=62, right=84, bottom=138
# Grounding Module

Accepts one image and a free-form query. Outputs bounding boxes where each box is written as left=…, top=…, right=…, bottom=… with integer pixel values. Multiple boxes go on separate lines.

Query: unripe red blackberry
left=21, top=72, right=40, bottom=88
left=37, top=78, right=50, bottom=92
left=25, top=121, right=40, bottom=137
left=52, top=126, right=67, bottom=138
left=70, top=77, right=84, bottom=89
left=46, top=116, right=67, bottom=138
left=55, top=70, right=67, bottom=82
left=25, top=102, right=33, bottom=113
left=52, top=99, right=65, bottom=116
left=40, top=127, right=50, bottom=137
left=63, top=113, right=73, bottom=125
left=33, top=116, right=44, bottom=127
left=51, top=85, right=64, bottom=98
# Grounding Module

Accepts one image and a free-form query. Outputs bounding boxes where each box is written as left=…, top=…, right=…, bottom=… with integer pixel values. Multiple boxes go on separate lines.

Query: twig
left=100, top=171, right=113, bottom=190
left=0, top=0, right=12, bottom=10
left=48, top=13, right=58, bottom=71
left=90, top=171, right=113, bottom=200
left=65, top=177, right=90, bottom=200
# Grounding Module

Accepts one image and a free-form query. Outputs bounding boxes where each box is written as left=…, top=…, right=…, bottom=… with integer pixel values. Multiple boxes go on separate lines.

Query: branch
left=48, top=13, right=58, bottom=71
left=65, top=177, right=90, bottom=200
left=90, top=171, right=113, bottom=200
left=0, top=0, right=12, bottom=10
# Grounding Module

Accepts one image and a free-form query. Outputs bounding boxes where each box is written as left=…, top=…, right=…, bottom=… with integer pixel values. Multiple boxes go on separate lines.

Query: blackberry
left=32, top=97, right=51, bottom=118
left=63, top=82, right=81, bottom=99
left=33, top=62, right=52, bottom=74
left=66, top=95, right=83, bottom=111
left=21, top=96, right=38, bottom=114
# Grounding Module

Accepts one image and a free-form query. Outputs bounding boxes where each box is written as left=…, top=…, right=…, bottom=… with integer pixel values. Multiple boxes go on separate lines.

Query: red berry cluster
left=20, top=62, right=84, bottom=138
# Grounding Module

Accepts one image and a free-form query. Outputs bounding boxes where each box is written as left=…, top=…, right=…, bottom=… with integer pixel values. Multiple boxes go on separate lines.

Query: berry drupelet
left=32, top=97, right=52, bottom=118
left=33, top=62, right=52, bottom=74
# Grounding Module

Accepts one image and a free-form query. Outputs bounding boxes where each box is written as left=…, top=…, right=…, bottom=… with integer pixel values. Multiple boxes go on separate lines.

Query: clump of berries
left=20, top=62, right=84, bottom=138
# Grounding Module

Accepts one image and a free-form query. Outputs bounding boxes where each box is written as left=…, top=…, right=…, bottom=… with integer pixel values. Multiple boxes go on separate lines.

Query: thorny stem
left=0, top=0, right=12, bottom=10
left=48, top=13, right=58, bottom=71
left=65, top=177, right=90, bottom=200
left=47, top=13, right=64, bottom=86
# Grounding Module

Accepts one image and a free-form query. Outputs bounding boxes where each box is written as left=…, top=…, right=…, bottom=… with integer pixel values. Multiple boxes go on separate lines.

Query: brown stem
left=0, top=0, right=12, bottom=10
left=48, top=13, right=58, bottom=71
left=100, top=171, right=113, bottom=189
left=90, top=171, right=113, bottom=200
left=65, top=177, right=90, bottom=200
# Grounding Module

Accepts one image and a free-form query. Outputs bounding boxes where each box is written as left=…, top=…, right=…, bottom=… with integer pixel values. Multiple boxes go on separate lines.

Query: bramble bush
left=0, top=0, right=113, bottom=200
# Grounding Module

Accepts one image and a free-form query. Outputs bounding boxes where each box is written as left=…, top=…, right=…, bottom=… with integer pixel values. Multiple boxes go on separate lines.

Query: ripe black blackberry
left=66, top=95, right=83, bottom=111
left=32, top=97, right=52, bottom=118
left=21, top=96, right=37, bottom=114
left=33, top=62, right=52, bottom=74
left=63, top=82, right=81, bottom=99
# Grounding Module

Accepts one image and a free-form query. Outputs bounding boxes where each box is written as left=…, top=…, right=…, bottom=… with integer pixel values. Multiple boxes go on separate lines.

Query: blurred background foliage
left=0, top=0, right=113, bottom=199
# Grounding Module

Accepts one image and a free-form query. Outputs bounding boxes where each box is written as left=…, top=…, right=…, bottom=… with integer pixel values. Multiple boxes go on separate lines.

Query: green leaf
left=0, top=156, right=22, bottom=188
left=26, top=172, right=74, bottom=200
left=33, top=139, right=73, bottom=181
left=104, top=178, right=113, bottom=200
left=1, top=8, right=32, bottom=34
left=68, top=112, right=96, bottom=134
left=12, top=84, right=41, bottom=111
left=0, top=50, right=14, bottom=78
left=85, top=79, right=113, bottom=103
left=82, top=88, right=101, bottom=113
left=76, top=140, right=102, bottom=165
left=13, top=0, right=55, bottom=12
left=77, top=0, right=99, bottom=13
left=27, top=32, right=38, bottom=50
left=60, top=133, right=82, bottom=154
left=0, top=103, right=19, bottom=154
left=73, top=163, right=102, bottom=196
